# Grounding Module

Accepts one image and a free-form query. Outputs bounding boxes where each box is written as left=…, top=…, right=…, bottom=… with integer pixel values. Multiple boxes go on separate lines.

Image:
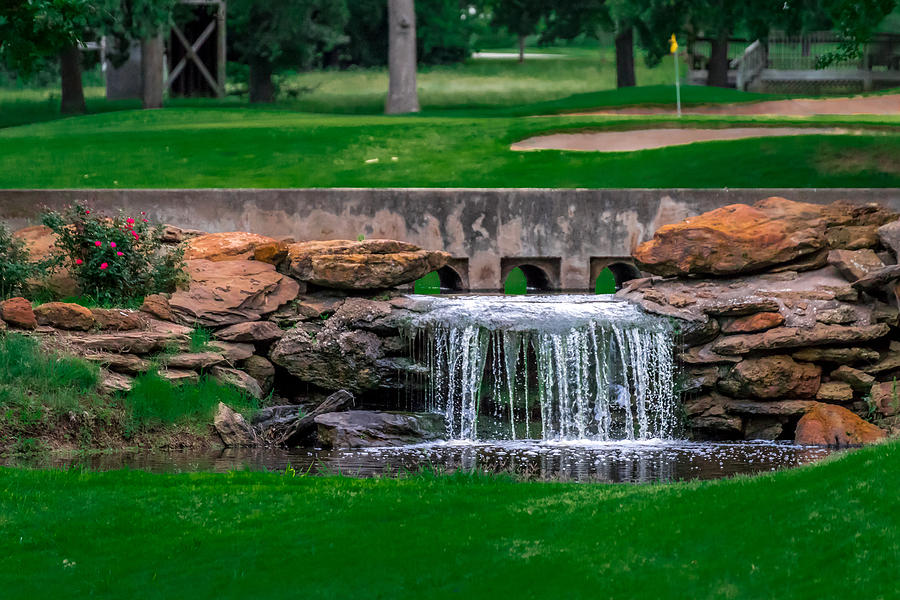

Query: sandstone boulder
left=169, top=259, right=300, bottom=326
left=0, top=297, right=37, bottom=329
left=871, top=382, right=900, bottom=416
left=214, top=321, right=284, bottom=343
left=160, top=225, right=206, bottom=244
left=830, top=365, right=875, bottom=392
left=792, top=347, right=880, bottom=364
left=65, top=328, right=190, bottom=354
left=13, top=225, right=79, bottom=296
left=183, top=232, right=283, bottom=262
left=719, top=355, right=821, bottom=399
left=33, top=302, right=94, bottom=331
left=314, top=410, right=446, bottom=448
left=827, top=249, right=884, bottom=282
left=815, top=382, right=854, bottom=403
left=286, top=239, right=450, bottom=290
left=140, top=294, right=175, bottom=322
left=210, top=366, right=263, bottom=399
left=633, top=197, right=827, bottom=277
left=90, top=308, right=146, bottom=331
left=160, top=369, right=200, bottom=384
left=252, top=241, right=289, bottom=266
left=98, top=369, right=134, bottom=394
left=163, top=352, right=226, bottom=370
left=213, top=402, right=259, bottom=447
left=824, top=225, right=879, bottom=250
left=83, top=353, right=151, bottom=375
left=208, top=341, right=255, bottom=362
left=711, top=323, right=890, bottom=355
left=794, top=403, right=886, bottom=446
left=720, top=312, right=784, bottom=334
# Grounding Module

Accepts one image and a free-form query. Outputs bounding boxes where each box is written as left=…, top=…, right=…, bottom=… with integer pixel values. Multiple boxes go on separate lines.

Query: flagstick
left=674, top=51, right=682, bottom=117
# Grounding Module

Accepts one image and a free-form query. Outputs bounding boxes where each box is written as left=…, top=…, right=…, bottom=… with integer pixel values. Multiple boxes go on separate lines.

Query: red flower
left=75, top=258, right=83, bottom=265
left=100, top=262, right=108, bottom=270
left=85, top=210, right=91, bottom=214
left=142, top=219, right=149, bottom=222
left=110, top=242, right=116, bottom=248
left=94, top=240, right=102, bottom=247
left=126, top=217, right=135, bottom=225
left=131, top=230, right=139, bottom=239
left=116, top=251, right=124, bottom=256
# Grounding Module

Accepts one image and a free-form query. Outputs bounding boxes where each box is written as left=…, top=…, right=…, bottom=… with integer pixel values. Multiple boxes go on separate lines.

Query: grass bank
left=1, top=108, right=898, bottom=188
left=0, top=334, right=252, bottom=454
left=0, top=439, right=896, bottom=599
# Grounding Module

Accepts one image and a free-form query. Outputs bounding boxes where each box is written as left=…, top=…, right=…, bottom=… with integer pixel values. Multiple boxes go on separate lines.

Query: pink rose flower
left=110, top=242, right=116, bottom=248
left=100, top=262, right=108, bottom=270
left=94, top=240, right=102, bottom=247
left=75, top=258, right=83, bottom=265
left=131, top=230, right=139, bottom=239
left=126, top=217, right=135, bottom=225
left=116, top=251, right=124, bottom=256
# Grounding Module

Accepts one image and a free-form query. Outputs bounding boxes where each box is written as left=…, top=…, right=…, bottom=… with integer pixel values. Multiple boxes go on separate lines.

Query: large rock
left=792, top=347, right=880, bottom=365
left=210, top=366, right=263, bottom=399
left=140, top=294, right=175, bottom=322
left=270, top=324, right=387, bottom=393
left=183, top=232, right=283, bottom=262
left=213, top=402, right=259, bottom=447
left=240, top=355, right=275, bottom=396
left=871, top=382, right=900, bottom=417
left=824, top=225, right=879, bottom=250
left=163, top=352, right=226, bottom=370
left=719, top=355, right=821, bottom=399
left=64, top=326, right=191, bottom=354
left=83, top=353, right=150, bottom=375
left=0, top=297, right=37, bottom=329
left=830, top=365, right=875, bottom=392
left=877, top=218, right=900, bottom=257
left=711, top=323, right=890, bottom=355
left=13, top=225, right=79, bottom=296
left=169, top=259, right=300, bottom=326
left=314, top=410, right=446, bottom=448
left=33, top=302, right=95, bottom=331
left=214, top=321, right=284, bottom=343
left=286, top=239, right=450, bottom=290
left=633, top=197, right=827, bottom=277
left=794, top=403, right=886, bottom=446
left=90, top=308, right=146, bottom=331
left=720, top=312, right=784, bottom=334
left=815, top=382, right=854, bottom=403
left=827, top=249, right=884, bottom=282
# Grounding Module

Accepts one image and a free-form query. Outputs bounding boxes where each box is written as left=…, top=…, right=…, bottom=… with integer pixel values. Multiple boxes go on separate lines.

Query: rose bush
left=42, top=203, right=186, bottom=305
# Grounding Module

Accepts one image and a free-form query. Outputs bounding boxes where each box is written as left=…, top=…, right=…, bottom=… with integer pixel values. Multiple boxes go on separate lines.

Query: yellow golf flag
left=669, top=34, right=678, bottom=54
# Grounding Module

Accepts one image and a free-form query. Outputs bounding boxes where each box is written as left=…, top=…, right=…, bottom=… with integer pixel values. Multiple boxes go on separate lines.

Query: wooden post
left=385, top=0, right=420, bottom=114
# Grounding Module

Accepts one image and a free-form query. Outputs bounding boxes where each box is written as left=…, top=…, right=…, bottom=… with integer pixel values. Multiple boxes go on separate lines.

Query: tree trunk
left=59, top=44, right=86, bottom=115
left=518, top=35, right=526, bottom=63
left=614, top=25, right=636, bottom=88
left=141, top=34, right=164, bottom=109
left=385, top=0, right=419, bottom=114
left=249, top=57, right=275, bottom=103
left=707, top=31, right=731, bottom=88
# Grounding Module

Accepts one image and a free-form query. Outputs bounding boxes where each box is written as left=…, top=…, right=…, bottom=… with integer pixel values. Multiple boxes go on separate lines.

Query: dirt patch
left=567, top=93, right=900, bottom=116
left=512, top=127, right=853, bottom=152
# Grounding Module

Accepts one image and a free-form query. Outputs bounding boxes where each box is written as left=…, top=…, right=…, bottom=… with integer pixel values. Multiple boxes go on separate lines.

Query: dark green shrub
left=0, top=223, right=57, bottom=300
left=41, top=202, right=186, bottom=305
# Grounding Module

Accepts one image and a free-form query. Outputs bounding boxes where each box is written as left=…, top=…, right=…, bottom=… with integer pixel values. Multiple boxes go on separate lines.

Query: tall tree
left=229, top=0, right=349, bottom=103
left=0, top=0, right=94, bottom=113
left=488, top=0, right=545, bottom=63
left=385, top=0, right=419, bottom=113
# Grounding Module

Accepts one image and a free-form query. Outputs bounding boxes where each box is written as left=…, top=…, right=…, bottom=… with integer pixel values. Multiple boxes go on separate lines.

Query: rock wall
left=618, top=197, right=899, bottom=445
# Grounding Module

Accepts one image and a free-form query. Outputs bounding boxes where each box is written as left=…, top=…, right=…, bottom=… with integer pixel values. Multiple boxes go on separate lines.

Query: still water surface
left=4, top=440, right=837, bottom=483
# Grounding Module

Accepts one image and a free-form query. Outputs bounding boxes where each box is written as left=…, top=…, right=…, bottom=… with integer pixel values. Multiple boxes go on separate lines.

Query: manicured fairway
left=1, top=108, right=897, bottom=188
left=1, top=440, right=897, bottom=599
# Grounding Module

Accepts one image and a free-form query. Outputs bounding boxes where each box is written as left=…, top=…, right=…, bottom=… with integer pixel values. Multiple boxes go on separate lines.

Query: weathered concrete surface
left=2, top=188, right=898, bottom=290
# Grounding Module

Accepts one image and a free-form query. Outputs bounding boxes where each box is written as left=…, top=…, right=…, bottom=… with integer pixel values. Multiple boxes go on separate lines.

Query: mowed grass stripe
left=0, top=440, right=897, bottom=599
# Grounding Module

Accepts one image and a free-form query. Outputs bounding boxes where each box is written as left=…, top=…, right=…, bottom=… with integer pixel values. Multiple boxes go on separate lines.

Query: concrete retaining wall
left=2, top=188, right=898, bottom=290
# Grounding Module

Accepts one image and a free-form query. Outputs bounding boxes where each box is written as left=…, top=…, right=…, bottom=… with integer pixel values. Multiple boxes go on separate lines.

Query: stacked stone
left=618, top=196, right=900, bottom=446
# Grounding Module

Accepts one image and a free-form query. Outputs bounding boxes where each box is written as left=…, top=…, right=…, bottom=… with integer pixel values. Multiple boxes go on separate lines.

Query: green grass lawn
left=1, top=439, right=897, bottom=599
left=0, top=107, right=897, bottom=188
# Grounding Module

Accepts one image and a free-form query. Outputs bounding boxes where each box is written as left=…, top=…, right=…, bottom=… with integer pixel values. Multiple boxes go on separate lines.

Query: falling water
left=405, top=295, right=677, bottom=442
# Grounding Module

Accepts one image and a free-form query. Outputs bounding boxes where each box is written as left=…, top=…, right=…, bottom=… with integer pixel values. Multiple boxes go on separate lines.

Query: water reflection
left=1, top=440, right=837, bottom=483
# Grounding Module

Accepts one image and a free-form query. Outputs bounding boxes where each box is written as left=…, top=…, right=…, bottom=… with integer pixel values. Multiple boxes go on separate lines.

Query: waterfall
left=405, top=295, right=678, bottom=442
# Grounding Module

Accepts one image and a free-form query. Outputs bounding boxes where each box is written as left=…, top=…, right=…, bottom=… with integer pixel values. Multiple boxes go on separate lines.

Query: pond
left=3, top=441, right=837, bottom=483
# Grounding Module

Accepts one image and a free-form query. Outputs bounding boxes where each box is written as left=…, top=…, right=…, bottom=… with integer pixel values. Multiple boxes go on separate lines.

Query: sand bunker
left=568, top=93, right=900, bottom=117
left=511, top=127, right=853, bottom=152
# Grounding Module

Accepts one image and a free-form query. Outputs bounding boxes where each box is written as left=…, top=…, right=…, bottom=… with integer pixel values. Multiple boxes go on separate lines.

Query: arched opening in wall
left=590, top=258, right=642, bottom=292
left=413, top=265, right=467, bottom=294
left=504, top=265, right=552, bottom=295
